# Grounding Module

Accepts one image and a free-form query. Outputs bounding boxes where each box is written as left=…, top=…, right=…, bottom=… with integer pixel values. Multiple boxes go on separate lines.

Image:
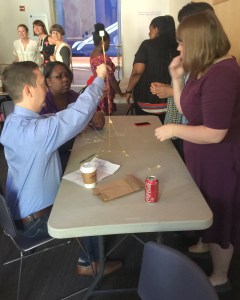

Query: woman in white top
left=49, top=24, right=71, bottom=67
left=13, top=24, right=40, bottom=65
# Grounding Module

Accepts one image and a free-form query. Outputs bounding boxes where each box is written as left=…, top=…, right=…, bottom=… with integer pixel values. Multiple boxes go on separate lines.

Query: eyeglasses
left=50, top=73, right=70, bottom=80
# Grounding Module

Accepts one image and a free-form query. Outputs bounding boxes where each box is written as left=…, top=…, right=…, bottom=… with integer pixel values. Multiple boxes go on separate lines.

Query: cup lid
left=80, top=162, right=96, bottom=173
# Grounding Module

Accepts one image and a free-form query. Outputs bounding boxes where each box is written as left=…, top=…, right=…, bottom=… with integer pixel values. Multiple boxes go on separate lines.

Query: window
left=54, top=0, right=122, bottom=85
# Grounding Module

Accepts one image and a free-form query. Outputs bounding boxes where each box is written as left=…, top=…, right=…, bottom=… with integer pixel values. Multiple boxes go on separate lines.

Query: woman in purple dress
left=155, top=11, right=240, bottom=292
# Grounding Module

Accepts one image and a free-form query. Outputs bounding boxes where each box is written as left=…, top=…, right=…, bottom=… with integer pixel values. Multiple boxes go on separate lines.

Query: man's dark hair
left=2, top=62, right=38, bottom=103
left=178, top=1, right=214, bottom=23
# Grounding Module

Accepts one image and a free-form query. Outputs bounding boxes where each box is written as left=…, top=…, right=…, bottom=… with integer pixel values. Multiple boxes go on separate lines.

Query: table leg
left=62, top=234, right=139, bottom=299
left=82, top=235, right=105, bottom=300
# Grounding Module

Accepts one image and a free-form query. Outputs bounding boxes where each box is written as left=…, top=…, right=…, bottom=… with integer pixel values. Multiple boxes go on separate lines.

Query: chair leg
left=17, top=252, right=23, bottom=300
left=126, top=103, right=136, bottom=115
left=0, top=232, right=6, bottom=287
left=0, top=232, right=6, bottom=269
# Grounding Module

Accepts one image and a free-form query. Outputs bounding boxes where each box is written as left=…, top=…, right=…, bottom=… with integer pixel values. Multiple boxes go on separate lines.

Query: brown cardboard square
left=93, top=175, right=144, bottom=201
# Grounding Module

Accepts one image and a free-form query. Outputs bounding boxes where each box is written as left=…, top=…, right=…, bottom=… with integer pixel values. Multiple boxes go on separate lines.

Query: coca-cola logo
left=145, top=182, right=152, bottom=202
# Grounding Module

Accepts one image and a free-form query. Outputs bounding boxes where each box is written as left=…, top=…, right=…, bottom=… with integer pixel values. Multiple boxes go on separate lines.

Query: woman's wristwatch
left=126, top=90, right=132, bottom=94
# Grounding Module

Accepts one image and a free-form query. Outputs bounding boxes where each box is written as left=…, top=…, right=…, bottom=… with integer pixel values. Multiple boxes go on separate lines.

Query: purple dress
left=181, top=58, right=240, bottom=250
left=40, top=90, right=78, bottom=115
left=40, top=90, right=79, bottom=171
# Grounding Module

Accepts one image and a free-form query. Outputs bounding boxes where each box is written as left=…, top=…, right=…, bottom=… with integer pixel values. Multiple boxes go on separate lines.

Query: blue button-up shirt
left=0, top=77, right=104, bottom=219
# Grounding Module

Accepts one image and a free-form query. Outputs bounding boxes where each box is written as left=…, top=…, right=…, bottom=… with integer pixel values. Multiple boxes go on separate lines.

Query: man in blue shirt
left=0, top=62, right=123, bottom=276
left=1, top=61, right=105, bottom=221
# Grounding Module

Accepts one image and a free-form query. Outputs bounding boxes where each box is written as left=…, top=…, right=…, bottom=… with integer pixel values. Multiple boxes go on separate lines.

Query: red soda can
left=145, top=176, right=159, bottom=203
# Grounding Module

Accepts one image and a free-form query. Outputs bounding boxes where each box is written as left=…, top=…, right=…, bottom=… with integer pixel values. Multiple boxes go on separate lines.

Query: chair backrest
left=138, top=242, right=218, bottom=300
left=1, top=100, right=14, bottom=119
left=0, top=193, right=17, bottom=238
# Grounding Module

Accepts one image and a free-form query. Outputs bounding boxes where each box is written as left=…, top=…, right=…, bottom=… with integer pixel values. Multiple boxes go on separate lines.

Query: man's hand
left=90, top=111, right=105, bottom=130
left=96, top=64, right=107, bottom=79
left=155, top=124, right=176, bottom=141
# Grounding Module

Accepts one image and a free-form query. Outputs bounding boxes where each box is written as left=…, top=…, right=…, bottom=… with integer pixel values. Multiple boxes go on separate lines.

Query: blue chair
left=0, top=192, right=72, bottom=300
left=138, top=241, right=218, bottom=300
left=1, top=100, right=14, bottom=119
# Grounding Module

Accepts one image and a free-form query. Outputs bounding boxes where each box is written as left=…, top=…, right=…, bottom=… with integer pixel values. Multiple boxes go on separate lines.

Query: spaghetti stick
left=99, top=30, right=111, bottom=116
left=99, top=30, right=106, bottom=64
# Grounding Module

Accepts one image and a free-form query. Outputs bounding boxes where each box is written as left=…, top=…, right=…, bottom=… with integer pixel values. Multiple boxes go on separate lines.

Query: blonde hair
left=177, top=11, right=230, bottom=78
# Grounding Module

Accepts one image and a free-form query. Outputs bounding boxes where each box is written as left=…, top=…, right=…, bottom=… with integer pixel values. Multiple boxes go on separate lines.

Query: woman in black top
left=126, top=15, right=178, bottom=123
left=33, top=20, right=55, bottom=68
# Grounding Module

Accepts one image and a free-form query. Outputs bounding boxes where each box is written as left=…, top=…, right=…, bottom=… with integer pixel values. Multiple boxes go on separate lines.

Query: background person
left=151, top=2, right=215, bottom=252
left=33, top=20, right=55, bottom=68
left=155, top=11, right=240, bottom=292
left=13, top=24, right=40, bottom=65
left=150, top=2, right=215, bottom=161
left=1, top=61, right=120, bottom=277
left=40, top=61, right=105, bottom=171
left=90, top=23, right=125, bottom=115
left=125, top=15, right=179, bottom=123
left=49, top=24, right=71, bottom=67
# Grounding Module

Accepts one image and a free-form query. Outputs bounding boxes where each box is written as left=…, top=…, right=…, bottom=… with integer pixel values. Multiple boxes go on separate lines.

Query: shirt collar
left=14, top=105, right=41, bottom=118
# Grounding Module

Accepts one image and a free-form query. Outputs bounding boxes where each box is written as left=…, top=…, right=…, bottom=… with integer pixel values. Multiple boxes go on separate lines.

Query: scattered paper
left=63, top=158, right=120, bottom=187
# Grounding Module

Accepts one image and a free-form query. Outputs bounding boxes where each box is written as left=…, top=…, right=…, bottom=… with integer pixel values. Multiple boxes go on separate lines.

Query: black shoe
left=214, top=280, right=232, bottom=293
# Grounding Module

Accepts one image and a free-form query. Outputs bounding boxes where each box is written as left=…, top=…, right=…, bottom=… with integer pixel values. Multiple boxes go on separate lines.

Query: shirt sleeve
left=13, top=40, right=18, bottom=56
left=35, top=77, right=104, bottom=154
left=31, top=40, right=41, bottom=66
left=201, top=65, right=238, bottom=129
left=59, top=46, right=71, bottom=67
left=133, top=40, right=148, bottom=64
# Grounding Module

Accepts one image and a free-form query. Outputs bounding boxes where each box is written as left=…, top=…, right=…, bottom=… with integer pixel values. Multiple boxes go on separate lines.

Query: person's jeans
left=78, top=236, right=99, bottom=266
left=15, top=213, right=50, bottom=239
left=15, top=213, right=99, bottom=266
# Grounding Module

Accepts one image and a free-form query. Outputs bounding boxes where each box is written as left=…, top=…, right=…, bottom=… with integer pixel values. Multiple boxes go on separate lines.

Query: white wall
left=169, top=0, right=191, bottom=25
left=120, top=0, right=189, bottom=87
left=194, top=0, right=240, bottom=62
left=0, top=0, right=189, bottom=72
left=0, top=0, right=54, bottom=64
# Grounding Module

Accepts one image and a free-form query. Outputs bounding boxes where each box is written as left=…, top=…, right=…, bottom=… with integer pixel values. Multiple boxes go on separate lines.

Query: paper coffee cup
left=80, top=162, right=97, bottom=188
